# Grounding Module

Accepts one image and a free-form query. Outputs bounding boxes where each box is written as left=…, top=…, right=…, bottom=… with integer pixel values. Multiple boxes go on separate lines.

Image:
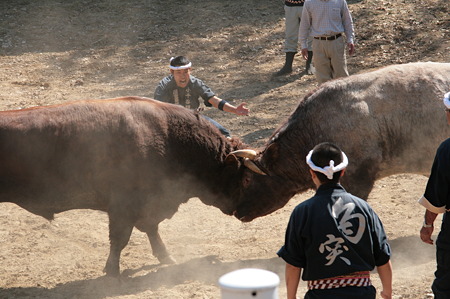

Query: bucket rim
left=218, top=268, right=280, bottom=290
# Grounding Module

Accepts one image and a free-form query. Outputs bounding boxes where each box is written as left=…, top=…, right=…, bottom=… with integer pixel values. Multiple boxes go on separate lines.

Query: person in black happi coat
left=278, top=142, right=392, bottom=299
left=419, top=91, right=450, bottom=299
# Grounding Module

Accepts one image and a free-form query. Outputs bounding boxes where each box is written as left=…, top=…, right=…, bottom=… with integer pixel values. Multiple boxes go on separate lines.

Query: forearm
left=222, top=102, right=239, bottom=114
left=420, top=209, right=438, bottom=244
left=285, top=263, right=301, bottom=299
left=208, top=96, right=248, bottom=116
left=424, top=209, right=438, bottom=225
left=209, top=96, right=232, bottom=111
left=377, top=260, right=393, bottom=298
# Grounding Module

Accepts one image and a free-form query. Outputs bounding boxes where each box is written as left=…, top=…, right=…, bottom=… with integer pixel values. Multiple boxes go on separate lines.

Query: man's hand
left=235, top=102, right=249, bottom=116
left=301, top=48, right=309, bottom=60
left=420, top=225, right=434, bottom=245
left=348, top=43, right=355, bottom=56
left=380, top=290, right=392, bottom=299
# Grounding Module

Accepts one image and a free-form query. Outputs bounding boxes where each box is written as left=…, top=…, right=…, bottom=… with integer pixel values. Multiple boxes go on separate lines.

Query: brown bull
left=234, top=62, right=450, bottom=221
left=0, top=97, right=258, bottom=276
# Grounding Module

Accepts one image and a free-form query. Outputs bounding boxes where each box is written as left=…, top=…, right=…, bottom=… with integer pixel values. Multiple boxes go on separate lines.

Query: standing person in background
left=277, top=142, right=392, bottom=299
left=154, top=56, right=249, bottom=139
left=419, top=92, right=450, bottom=299
left=275, top=0, right=313, bottom=76
left=299, top=0, right=355, bottom=84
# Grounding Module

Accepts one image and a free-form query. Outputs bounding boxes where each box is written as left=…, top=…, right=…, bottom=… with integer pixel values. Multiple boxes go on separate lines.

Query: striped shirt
left=285, top=0, right=305, bottom=6
left=299, top=0, right=354, bottom=48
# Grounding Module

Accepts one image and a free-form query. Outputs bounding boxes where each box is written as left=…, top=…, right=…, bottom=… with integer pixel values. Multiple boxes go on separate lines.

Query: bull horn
left=229, top=149, right=257, bottom=160
left=244, top=158, right=267, bottom=176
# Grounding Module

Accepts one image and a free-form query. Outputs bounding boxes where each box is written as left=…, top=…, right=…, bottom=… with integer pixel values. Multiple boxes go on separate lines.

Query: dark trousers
left=304, top=286, right=376, bottom=299
left=201, top=115, right=231, bottom=138
left=433, top=246, right=450, bottom=298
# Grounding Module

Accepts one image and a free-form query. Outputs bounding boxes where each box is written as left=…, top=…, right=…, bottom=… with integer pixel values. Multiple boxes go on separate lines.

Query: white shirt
left=299, top=0, right=355, bottom=49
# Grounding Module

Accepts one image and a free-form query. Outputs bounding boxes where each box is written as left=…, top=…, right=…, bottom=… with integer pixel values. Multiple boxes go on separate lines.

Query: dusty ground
left=0, top=0, right=449, bottom=298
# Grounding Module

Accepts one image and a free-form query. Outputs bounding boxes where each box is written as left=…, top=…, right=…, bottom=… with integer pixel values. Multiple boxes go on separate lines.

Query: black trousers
left=304, top=285, right=376, bottom=299
left=433, top=246, right=450, bottom=298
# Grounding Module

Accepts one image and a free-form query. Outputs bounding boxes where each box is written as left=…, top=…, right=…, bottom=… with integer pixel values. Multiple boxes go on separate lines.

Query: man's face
left=171, top=68, right=191, bottom=88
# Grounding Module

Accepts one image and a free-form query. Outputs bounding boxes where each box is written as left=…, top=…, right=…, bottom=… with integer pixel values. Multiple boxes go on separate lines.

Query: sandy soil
left=0, top=0, right=449, bottom=298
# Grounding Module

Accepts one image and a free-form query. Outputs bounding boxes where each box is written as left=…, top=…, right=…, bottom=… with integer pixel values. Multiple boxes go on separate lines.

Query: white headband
left=169, top=57, right=192, bottom=70
left=306, top=150, right=348, bottom=179
left=443, top=91, right=450, bottom=109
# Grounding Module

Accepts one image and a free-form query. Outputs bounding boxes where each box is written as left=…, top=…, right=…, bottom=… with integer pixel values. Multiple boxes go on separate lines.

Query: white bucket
left=218, top=268, right=280, bottom=299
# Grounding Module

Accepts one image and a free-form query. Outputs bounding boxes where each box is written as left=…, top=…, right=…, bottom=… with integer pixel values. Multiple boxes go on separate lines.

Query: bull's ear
left=224, top=154, right=239, bottom=167
left=223, top=154, right=240, bottom=178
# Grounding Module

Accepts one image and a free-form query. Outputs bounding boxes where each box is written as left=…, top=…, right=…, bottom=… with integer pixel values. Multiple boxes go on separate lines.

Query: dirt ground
left=0, top=0, right=449, bottom=298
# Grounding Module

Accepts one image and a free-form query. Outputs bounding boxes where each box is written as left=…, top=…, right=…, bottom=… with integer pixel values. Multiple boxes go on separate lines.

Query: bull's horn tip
left=229, top=149, right=258, bottom=159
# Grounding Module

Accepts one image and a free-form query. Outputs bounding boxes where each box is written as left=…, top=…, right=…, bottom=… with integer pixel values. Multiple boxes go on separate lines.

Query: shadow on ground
left=0, top=234, right=435, bottom=298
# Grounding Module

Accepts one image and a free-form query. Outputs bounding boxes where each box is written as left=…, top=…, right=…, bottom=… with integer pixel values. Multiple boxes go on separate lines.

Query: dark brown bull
left=0, top=97, right=258, bottom=276
left=234, top=62, right=450, bottom=221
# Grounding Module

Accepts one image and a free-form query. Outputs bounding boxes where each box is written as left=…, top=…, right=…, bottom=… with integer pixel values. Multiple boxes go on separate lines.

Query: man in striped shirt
left=299, top=0, right=355, bottom=84
left=275, top=0, right=313, bottom=76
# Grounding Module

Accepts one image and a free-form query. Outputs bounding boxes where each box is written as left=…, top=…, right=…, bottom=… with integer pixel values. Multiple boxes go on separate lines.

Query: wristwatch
left=423, top=221, right=433, bottom=228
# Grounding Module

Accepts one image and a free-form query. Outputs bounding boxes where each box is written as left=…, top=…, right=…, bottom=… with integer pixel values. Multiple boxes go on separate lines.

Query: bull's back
left=318, top=62, right=450, bottom=176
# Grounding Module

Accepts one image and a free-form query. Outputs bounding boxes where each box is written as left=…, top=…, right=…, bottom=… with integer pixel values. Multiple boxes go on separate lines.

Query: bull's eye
left=243, top=173, right=251, bottom=188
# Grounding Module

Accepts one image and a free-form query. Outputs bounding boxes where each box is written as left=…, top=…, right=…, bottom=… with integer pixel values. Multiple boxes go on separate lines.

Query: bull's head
left=225, top=145, right=302, bottom=222
left=228, top=149, right=267, bottom=176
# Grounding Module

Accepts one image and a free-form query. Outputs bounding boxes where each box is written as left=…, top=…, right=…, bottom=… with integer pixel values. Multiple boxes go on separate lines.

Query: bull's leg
left=135, top=221, right=176, bottom=264
left=146, top=225, right=176, bottom=264
left=103, top=209, right=134, bottom=277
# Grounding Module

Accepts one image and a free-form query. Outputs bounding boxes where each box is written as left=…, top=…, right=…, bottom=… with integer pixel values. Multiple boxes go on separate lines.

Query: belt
left=314, top=33, right=342, bottom=41
left=307, top=271, right=371, bottom=290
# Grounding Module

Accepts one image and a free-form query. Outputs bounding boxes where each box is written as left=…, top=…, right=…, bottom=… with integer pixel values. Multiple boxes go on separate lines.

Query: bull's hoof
left=158, top=255, right=176, bottom=265
left=103, top=264, right=120, bottom=277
